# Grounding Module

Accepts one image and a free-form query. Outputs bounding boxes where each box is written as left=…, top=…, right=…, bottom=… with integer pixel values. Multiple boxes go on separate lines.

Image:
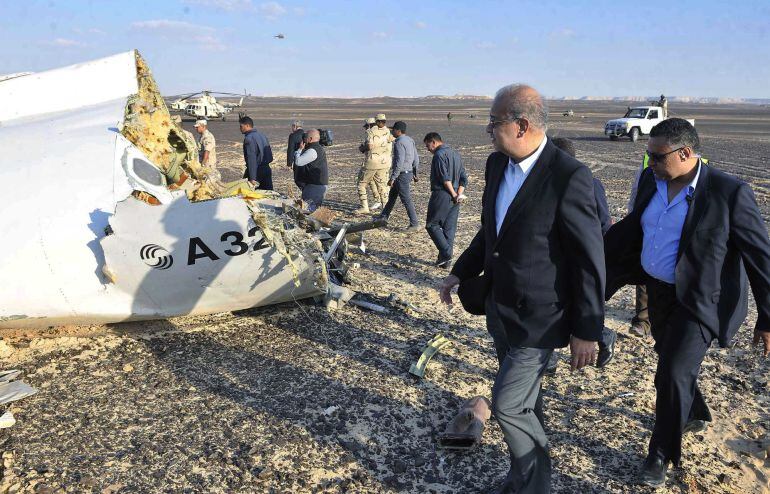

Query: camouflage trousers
left=357, top=167, right=388, bottom=206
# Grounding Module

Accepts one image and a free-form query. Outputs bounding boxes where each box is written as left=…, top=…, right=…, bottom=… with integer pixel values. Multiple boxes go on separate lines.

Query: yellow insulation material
left=245, top=201, right=327, bottom=288
left=121, top=51, right=219, bottom=200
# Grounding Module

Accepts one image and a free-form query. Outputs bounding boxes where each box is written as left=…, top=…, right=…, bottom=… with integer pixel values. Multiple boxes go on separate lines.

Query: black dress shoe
left=596, top=329, right=617, bottom=368
left=683, top=419, right=707, bottom=434
left=436, top=257, right=452, bottom=270
left=639, top=454, right=668, bottom=487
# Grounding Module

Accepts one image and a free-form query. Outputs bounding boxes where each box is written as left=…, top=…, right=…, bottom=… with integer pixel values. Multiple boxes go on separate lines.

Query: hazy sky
left=2, top=0, right=769, bottom=98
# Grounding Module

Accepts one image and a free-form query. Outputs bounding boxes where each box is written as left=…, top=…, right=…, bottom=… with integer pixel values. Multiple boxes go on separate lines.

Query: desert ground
left=1, top=98, right=769, bottom=494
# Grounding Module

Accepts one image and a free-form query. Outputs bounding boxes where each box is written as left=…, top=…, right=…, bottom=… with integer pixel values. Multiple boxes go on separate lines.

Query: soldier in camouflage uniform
left=194, top=119, right=221, bottom=183
left=355, top=113, right=393, bottom=214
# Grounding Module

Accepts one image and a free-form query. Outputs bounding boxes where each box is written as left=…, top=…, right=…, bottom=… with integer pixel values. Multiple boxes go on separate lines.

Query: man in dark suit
left=551, top=137, right=617, bottom=368
left=604, top=118, right=770, bottom=487
left=439, top=84, right=606, bottom=494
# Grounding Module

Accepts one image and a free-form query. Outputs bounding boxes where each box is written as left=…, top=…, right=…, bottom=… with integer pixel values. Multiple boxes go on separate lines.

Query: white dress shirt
left=495, top=136, right=548, bottom=233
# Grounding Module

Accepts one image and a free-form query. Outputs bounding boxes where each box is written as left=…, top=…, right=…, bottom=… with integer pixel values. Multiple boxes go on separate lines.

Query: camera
left=319, top=129, right=334, bottom=146
left=300, top=129, right=334, bottom=146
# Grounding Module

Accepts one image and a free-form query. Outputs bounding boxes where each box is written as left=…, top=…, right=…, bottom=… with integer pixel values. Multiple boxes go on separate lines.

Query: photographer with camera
left=293, top=129, right=328, bottom=212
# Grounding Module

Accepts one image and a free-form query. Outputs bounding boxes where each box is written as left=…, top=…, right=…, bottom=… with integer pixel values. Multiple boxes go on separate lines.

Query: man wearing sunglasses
left=605, top=118, right=770, bottom=487
left=439, top=84, right=606, bottom=494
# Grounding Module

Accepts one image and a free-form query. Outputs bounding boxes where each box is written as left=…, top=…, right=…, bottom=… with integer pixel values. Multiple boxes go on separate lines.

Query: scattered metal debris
left=438, top=396, right=492, bottom=450
left=409, top=334, right=452, bottom=378
left=0, top=410, right=15, bottom=429
left=309, top=207, right=338, bottom=227
left=349, top=299, right=389, bottom=313
left=386, top=293, right=419, bottom=313
left=0, top=370, right=38, bottom=406
left=323, top=283, right=355, bottom=310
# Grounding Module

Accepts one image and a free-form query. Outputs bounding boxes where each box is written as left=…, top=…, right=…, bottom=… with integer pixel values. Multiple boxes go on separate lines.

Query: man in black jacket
left=240, top=116, right=274, bottom=190
left=287, top=120, right=304, bottom=189
left=439, top=84, right=606, bottom=494
left=293, top=129, right=328, bottom=212
left=551, top=137, right=617, bottom=368
left=604, top=118, right=770, bottom=487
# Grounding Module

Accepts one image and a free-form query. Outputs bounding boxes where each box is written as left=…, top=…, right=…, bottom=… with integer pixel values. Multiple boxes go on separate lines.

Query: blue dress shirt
left=641, top=163, right=702, bottom=283
left=495, top=137, right=548, bottom=234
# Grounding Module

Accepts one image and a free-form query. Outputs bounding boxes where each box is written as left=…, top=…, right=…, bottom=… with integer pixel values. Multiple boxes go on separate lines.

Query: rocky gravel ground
left=1, top=99, right=769, bottom=493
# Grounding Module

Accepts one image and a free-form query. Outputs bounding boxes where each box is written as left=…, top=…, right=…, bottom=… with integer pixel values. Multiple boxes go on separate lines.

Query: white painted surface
left=0, top=51, right=325, bottom=327
left=0, top=51, right=138, bottom=123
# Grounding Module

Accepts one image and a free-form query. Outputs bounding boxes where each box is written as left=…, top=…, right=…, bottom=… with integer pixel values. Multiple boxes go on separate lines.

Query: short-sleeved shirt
left=198, top=129, right=217, bottom=167
left=429, top=144, right=467, bottom=192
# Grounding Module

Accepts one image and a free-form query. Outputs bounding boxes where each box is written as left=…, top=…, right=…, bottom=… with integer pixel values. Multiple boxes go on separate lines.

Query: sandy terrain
left=1, top=99, right=769, bottom=494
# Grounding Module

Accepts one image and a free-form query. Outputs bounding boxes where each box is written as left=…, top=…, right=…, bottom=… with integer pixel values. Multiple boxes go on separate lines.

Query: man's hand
left=387, top=179, right=394, bottom=187
left=248, top=180, right=257, bottom=187
left=298, top=140, right=306, bottom=151
left=413, top=175, right=418, bottom=183
left=439, top=274, right=460, bottom=305
left=569, top=335, right=597, bottom=371
left=753, top=330, right=770, bottom=357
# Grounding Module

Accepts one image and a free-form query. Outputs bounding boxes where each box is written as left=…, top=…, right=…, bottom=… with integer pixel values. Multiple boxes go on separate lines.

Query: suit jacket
left=451, top=140, right=606, bottom=348
left=604, top=163, right=770, bottom=347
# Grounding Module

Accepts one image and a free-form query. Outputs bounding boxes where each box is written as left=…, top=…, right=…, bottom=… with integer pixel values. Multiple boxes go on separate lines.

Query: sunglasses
left=646, top=147, right=685, bottom=163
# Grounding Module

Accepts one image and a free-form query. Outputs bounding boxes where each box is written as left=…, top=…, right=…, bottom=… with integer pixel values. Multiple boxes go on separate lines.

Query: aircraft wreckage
left=0, top=50, right=377, bottom=328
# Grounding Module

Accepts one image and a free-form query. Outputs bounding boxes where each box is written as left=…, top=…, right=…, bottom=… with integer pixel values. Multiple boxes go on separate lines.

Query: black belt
left=646, top=275, right=676, bottom=297
left=647, top=275, right=674, bottom=287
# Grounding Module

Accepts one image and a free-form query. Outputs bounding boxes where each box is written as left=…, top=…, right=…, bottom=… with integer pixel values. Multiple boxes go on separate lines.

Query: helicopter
left=169, top=90, right=248, bottom=121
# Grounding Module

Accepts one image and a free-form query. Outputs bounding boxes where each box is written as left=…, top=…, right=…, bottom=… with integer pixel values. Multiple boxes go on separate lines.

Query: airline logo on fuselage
left=140, top=227, right=270, bottom=269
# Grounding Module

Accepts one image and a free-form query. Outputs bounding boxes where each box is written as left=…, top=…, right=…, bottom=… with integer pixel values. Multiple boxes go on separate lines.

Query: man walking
left=293, top=129, right=328, bottom=212
left=379, top=121, right=420, bottom=231
left=551, top=137, right=617, bottom=368
left=355, top=114, right=392, bottom=214
left=627, top=152, right=654, bottom=338
left=287, top=120, right=304, bottom=189
left=240, top=116, right=274, bottom=190
left=439, top=85, right=605, bottom=493
left=423, top=132, right=467, bottom=269
left=605, top=118, right=770, bottom=487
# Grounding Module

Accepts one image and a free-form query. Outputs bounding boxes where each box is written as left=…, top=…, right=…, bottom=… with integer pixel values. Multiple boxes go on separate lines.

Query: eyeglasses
left=646, top=147, right=685, bottom=162
left=487, top=116, right=520, bottom=129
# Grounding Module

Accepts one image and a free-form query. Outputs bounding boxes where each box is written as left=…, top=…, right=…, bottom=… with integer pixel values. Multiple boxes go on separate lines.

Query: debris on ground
left=438, top=396, right=492, bottom=450
left=386, top=293, right=420, bottom=313
left=0, top=410, right=15, bottom=429
left=323, top=283, right=355, bottom=309
left=409, top=334, right=452, bottom=378
left=349, top=298, right=389, bottom=313
left=0, top=370, right=38, bottom=407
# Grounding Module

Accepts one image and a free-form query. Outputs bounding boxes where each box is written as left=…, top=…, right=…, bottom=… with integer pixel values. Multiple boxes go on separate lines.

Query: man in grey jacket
left=378, top=121, right=420, bottom=230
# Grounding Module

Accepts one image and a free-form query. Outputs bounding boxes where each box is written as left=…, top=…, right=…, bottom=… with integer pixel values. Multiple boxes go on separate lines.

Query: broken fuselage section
left=0, top=50, right=328, bottom=328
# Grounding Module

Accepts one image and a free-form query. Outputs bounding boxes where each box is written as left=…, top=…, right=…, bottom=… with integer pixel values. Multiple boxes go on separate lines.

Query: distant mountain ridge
left=552, top=96, right=770, bottom=105
left=167, top=93, right=770, bottom=105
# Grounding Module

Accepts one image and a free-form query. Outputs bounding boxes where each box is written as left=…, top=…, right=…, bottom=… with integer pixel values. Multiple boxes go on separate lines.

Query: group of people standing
left=353, top=114, right=468, bottom=267
left=192, top=94, right=769, bottom=491
left=439, top=84, right=770, bottom=492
